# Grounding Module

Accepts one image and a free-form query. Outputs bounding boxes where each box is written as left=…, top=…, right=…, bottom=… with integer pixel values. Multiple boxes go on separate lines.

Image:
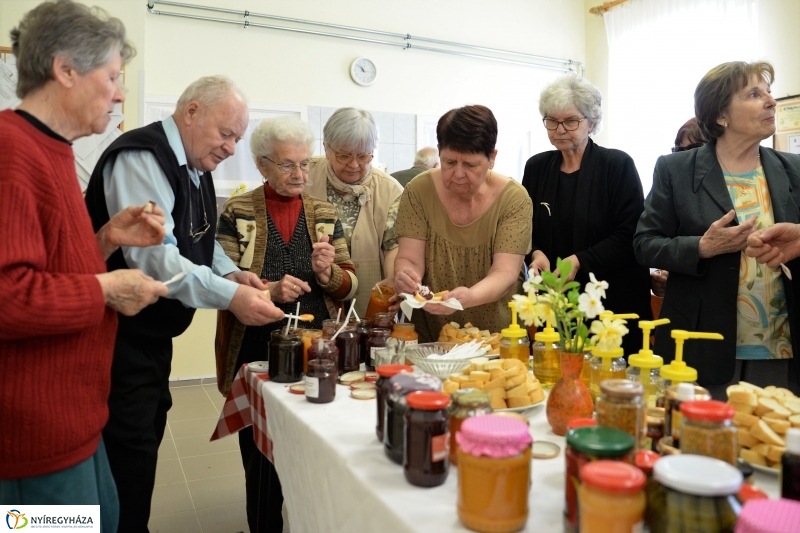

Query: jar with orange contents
left=391, top=323, right=418, bottom=345
left=448, top=388, right=492, bottom=466
left=457, top=414, right=532, bottom=533
left=365, top=285, right=395, bottom=321
left=290, top=328, right=322, bottom=374
left=578, top=461, right=646, bottom=533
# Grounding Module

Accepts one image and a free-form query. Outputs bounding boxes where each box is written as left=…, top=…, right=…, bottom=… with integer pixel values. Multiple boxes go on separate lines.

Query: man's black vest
left=85, top=121, right=216, bottom=340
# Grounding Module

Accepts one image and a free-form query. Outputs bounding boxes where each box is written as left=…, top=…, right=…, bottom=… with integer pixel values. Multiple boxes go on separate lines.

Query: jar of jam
left=375, top=364, right=413, bottom=442
left=391, top=323, right=418, bottom=345
left=664, top=383, right=710, bottom=447
left=366, top=328, right=392, bottom=371
left=404, top=391, right=451, bottom=487
left=350, top=317, right=371, bottom=367
left=384, top=372, right=442, bottom=464
left=457, top=415, right=532, bottom=533
left=680, top=400, right=737, bottom=465
left=305, top=359, right=337, bottom=404
left=307, top=337, right=338, bottom=364
left=291, top=328, right=322, bottom=374
left=268, top=330, right=304, bottom=383
left=372, top=311, right=396, bottom=330
left=595, top=379, right=646, bottom=452
left=332, top=324, right=359, bottom=375
left=365, top=285, right=395, bottom=321
left=321, top=318, right=340, bottom=339
left=578, top=461, right=646, bottom=533
left=564, top=426, right=635, bottom=533
left=449, top=388, right=492, bottom=465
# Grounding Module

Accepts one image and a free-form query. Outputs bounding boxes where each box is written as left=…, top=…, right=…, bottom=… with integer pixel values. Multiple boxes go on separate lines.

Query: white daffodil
left=578, top=288, right=604, bottom=319
left=523, top=273, right=543, bottom=294
left=588, top=272, right=609, bottom=299
left=590, top=317, right=629, bottom=351
left=512, top=293, right=540, bottom=327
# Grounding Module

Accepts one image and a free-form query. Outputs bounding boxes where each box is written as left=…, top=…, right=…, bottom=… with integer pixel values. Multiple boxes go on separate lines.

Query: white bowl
left=403, top=342, right=484, bottom=379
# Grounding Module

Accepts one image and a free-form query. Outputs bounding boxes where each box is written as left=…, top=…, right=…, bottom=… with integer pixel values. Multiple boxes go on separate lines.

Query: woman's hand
left=312, top=235, right=335, bottom=284
left=268, top=275, right=311, bottom=303
left=698, top=210, right=756, bottom=259
left=97, top=202, right=166, bottom=259
left=746, top=223, right=800, bottom=267
left=394, top=266, right=422, bottom=295
left=529, top=250, right=550, bottom=275
left=553, top=254, right=580, bottom=281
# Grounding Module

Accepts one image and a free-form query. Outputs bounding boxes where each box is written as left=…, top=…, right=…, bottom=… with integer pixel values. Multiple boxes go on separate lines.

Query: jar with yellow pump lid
left=588, top=346, right=626, bottom=402
left=499, top=302, right=530, bottom=366
left=532, top=322, right=561, bottom=388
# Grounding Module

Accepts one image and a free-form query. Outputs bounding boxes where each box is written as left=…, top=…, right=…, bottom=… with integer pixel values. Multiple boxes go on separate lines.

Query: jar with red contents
left=457, top=415, right=532, bottom=533
left=350, top=317, right=371, bottom=367
left=385, top=372, right=442, bottom=464
left=304, top=359, right=336, bottom=404
left=375, top=364, right=413, bottom=442
left=680, top=400, right=737, bottom=465
left=404, top=391, right=451, bottom=487
left=366, top=329, right=392, bottom=371
left=578, top=461, right=647, bottom=533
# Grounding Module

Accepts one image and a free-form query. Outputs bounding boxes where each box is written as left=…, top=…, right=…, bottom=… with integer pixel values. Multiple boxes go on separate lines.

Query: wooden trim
left=589, top=0, right=635, bottom=15
left=0, top=46, right=12, bottom=54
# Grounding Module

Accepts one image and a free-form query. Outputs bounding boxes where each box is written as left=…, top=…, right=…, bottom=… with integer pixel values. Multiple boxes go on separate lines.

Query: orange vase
left=546, top=351, right=594, bottom=436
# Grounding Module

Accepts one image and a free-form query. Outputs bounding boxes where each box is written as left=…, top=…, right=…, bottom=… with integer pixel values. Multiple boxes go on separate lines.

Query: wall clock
left=350, top=57, right=377, bottom=86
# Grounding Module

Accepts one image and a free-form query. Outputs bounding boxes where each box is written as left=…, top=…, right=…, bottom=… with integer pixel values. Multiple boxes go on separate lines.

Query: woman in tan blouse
left=394, top=105, right=533, bottom=342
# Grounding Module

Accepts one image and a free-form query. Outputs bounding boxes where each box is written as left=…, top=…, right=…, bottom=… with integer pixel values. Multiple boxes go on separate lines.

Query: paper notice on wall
left=789, top=135, right=800, bottom=155
left=0, top=61, right=21, bottom=110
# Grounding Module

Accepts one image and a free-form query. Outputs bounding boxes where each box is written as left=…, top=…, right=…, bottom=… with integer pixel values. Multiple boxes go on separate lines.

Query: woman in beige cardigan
left=306, top=107, right=403, bottom=317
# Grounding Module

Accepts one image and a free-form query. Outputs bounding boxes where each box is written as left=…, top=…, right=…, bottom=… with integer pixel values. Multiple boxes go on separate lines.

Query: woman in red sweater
left=0, top=1, right=167, bottom=527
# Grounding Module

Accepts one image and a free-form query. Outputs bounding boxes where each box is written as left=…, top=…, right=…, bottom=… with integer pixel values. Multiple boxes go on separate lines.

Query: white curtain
left=604, top=0, right=760, bottom=193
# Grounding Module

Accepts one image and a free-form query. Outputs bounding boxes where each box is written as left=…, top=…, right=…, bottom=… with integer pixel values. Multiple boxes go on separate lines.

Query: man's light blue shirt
left=103, top=115, right=239, bottom=310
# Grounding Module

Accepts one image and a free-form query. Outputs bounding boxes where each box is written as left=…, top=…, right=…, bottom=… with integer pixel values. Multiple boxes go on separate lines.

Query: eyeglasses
left=671, top=142, right=704, bottom=153
left=330, top=148, right=374, bottom=166
left=263, top=156, right=311, bottom=174
left=542, top=117, right=586, bottom=131
left=189, top=175, right=210, bottom=246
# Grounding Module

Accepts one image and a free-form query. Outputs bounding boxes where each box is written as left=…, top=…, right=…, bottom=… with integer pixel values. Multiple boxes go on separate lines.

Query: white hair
left=538, top=73, right=603, bottom=135
left=250, top=116, right=315, bottom=163
left=175, top=75, right=247, bottom=116
left=414, top=147, right=439, bottom=167
left=323, top=107, right=378, bottom=153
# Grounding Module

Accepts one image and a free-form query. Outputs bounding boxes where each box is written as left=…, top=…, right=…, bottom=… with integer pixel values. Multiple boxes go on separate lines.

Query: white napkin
left=399, top=292, right=463, bottom=321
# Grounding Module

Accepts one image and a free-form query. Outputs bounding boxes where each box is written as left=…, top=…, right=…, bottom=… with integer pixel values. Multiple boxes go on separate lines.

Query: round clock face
left=350, top=57, right=377, bottom=86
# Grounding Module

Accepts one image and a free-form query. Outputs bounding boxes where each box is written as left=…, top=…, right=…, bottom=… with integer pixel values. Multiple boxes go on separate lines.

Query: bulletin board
left=774, top=94, right=800, bottom=155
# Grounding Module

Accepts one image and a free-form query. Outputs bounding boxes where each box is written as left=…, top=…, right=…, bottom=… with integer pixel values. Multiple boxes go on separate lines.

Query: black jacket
left=634, top=142, right=800, bottom=387
left=522, top=138, right=652, bottom=356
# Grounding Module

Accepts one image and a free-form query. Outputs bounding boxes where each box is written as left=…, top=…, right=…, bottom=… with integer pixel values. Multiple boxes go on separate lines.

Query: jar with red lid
left=448, top=388, right=492, bottom=465
left=680, top=400, right=737, bottom=465
left=304, top=359, right=336, bottom=404
left=567, top=418, right=596, bottom=432
left=385, top=372, right=442, bottom=464
left=578, top=461, right=646, bottom=533
left=457, top=415, right=532, bottom=533
left=404, top=391, right=451, bottom=487
left=375, top=364, right=413, bottom=442
left=366, top=329, right=392, bottom=371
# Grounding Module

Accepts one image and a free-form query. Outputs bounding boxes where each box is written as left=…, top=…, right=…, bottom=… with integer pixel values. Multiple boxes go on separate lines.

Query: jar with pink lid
left=457, top=414, right=532, bottom=533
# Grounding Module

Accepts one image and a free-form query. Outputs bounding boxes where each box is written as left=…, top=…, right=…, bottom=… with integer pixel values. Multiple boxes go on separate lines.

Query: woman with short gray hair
left=522, top=73, right=652, bottom=356
left=306, top=107, right=404, bottom=317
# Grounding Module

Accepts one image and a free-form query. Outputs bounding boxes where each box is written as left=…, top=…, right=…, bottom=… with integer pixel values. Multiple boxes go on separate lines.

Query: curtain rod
left=589, top=0, right=635, bottom=15
left=146, top=1, right=584, bottom=74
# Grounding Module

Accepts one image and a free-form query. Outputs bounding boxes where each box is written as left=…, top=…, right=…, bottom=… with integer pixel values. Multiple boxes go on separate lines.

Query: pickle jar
left=664, top=383, right=710, bottom=447
left=404, top=391, right=451, bottom=487
left=578, top=461, right=646, bottom=533
left=448, top=388, right=492, bottom=465
left=679, top=400, right=737, bottom=465
left=588, top=347, right=627, bottom=402
left=375, top=364, right=413, bottom=442
left=384, top=372, right=442, bottom=464
left=647, top=454, right=742, bottom=533
left=564, top=426, right=635, bottom=533
left=595, top=379, right=645, bottom=452
left=457, top=415, right=532, bottom=533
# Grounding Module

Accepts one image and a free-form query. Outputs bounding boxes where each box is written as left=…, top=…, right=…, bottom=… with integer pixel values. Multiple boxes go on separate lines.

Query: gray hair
left=323, top=107, right=378, bottom=153
left=538, top=73, right=603, bottom=135
left=175, top=75, right=248, bottom=117
left=414, top=147, right=439, bottom=167
left=250, top=116, right=315, bottom=163
left=10, top=0, right=135, bottom=98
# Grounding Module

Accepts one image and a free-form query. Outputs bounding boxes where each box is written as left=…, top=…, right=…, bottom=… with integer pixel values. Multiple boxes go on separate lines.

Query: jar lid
left=627, top=350, right=664, bottom=369
left=653, top=455, right=742, bottom=496
left=566, top=426, right=635, bottom=456
left=534, top=325, right=560, bottom=343
left=388, top=371, right=442, bottom=396
left=452, top=388, right=492, bottom=408
left=456, top=414, right=532, bottom=458
left=567, top=418, right=597, bottom=431
left=737, top=483, right=768, bottom=503
left=634, top=450, right=660, bottom=474
left=737, top=498, right=800, bottom=533
left=406, top=391, right=450, bottom=410
left=680, top=400, right=734, bottom=422
left=581, top=460, right=646, bottom=493
left=665, top=384, right=710, bottom=401
left=376, top=364, right=413, bottom=378
left=393, top=323, right=416, bottom=330
left=600, top=379, right=644, bottom=399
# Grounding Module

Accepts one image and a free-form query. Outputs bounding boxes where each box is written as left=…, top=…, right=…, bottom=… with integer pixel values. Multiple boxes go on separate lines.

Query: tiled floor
left=149, top=383, right=249, bottom=533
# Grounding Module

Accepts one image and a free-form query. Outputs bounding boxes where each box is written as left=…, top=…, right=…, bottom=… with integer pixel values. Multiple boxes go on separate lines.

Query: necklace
left=717, top=149, right=761, bottom=177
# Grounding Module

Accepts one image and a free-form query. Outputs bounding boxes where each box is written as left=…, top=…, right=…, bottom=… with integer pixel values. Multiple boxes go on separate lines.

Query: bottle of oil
left=781, top=427, right=800, bottom=501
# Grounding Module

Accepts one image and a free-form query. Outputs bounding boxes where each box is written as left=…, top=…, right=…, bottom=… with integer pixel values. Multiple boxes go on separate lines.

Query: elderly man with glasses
left=84, top=75, right=284, bottom=532
left=306, top=108, right=404, bottom=317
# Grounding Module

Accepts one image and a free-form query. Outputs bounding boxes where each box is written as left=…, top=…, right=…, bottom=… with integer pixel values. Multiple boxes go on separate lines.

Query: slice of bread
left=751, top=419, right=786, bottom=446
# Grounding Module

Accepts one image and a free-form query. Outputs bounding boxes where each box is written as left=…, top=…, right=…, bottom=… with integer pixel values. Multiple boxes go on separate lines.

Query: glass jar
left=680, top=400, right=737, bottom=465
left=366, top=329, right=392, bottom=370
left=448, top=388, right=492, bottom=465
left=595, top=379, right=646, bottom=452
left=291, top=328, right=322, bottom=374
left=564, top=426, right=635, bottom=533
left=664, top=383, right=710, bottom=447
left=532, top=334, right=561, bottom=388
left=578, top=461, right=646, bottom=533
left=384, top=372, right=442, bottom=464
left=321, top=318, right=340, bottom=339
left=365, top=284, right=395, bottom=321
left=307, top=337, right=338, bottom=365
left=645, top=407, right=665, bottom=453
left=304, top=359, right=336, bottom=404
left=372, top=311, right=396, bottom=330
left=499, top=336, right=530, bottom=366
left=648, top=454, right=742, bottom=533
left=375, top=364, right=413, bottom=442
left=404, top=391, right=451, bottom=487
left=391, top=323, right=418, bottom=345
left=457, top=415, right=532, bottom=533
left=334, top=324, right=360, bottom=375
left=588, top=347, right=627, bottom=402
left=268, top=330, right=303, bottom=383
left=655, top=376, right=698, bottom=407
left=350, top=317, right=371, bottom=367
left=626, top=365, right=661, bottom=408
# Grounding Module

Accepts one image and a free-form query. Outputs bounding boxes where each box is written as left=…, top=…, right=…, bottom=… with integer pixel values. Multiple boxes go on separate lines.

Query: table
left=214, top=366, right=780, bottom=533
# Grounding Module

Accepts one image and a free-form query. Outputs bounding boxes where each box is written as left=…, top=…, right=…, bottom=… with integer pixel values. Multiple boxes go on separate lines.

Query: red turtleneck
left=264, top=184, right=303, bottom=244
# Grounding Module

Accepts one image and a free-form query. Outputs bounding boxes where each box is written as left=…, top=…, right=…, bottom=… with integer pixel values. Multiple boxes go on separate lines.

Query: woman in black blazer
left=634, top=61, right=800, bottom=397
left=522, top=73, right=652, bottom=357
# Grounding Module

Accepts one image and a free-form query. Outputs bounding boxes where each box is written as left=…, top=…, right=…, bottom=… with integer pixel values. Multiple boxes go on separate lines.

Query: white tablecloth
left=261, top=380, right=779, bottom=533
